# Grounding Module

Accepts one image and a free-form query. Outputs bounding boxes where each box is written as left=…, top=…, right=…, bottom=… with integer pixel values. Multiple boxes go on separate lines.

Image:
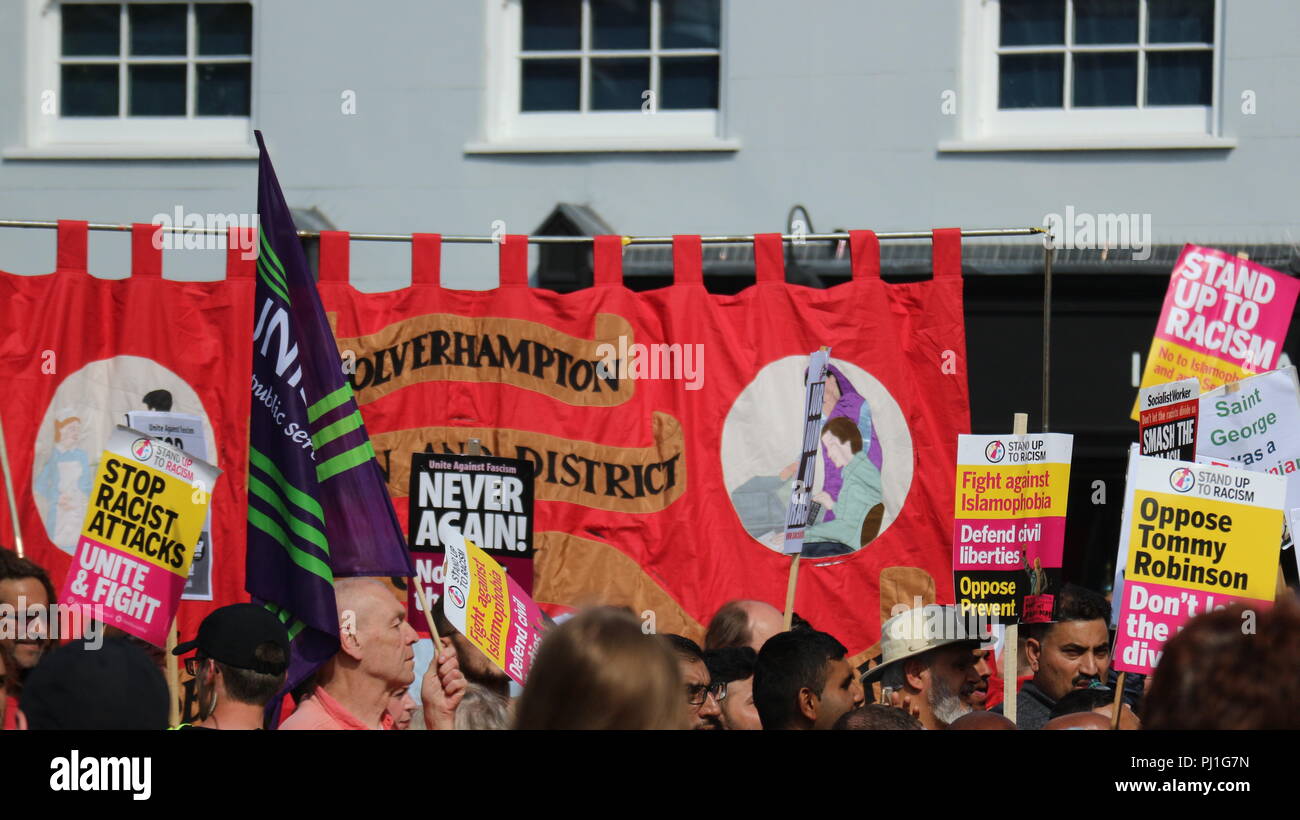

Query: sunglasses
left=183, top=656, right=210, bottom=676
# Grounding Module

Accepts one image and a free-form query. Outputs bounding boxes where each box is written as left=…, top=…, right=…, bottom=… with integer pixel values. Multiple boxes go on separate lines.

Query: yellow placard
left=79, top=451, right=207, bottom=577
left=954, top=463, right=1071, bottom=519
left=1125, top=489, right=1280, bottom=601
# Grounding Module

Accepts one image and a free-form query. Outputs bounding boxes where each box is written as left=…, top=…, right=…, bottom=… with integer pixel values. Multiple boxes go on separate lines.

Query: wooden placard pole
left=783, top=556, right=800, bottom=630
left=1110, top=671, right=1127, bottom=730
left=1002, top=412, right=1029, bottom=725
left=0, top=411, right=24, bottom=558
left=165, top=619, right=180, bottom=726
left=413, top=574, right=442, bottom=647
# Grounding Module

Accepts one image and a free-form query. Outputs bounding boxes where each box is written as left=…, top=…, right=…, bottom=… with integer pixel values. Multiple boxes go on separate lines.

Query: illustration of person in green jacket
left=802, top=417, right=884, bottom=558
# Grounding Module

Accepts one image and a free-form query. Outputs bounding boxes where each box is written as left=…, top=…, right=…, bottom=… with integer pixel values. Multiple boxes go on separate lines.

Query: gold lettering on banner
left=334, top=313, right=635, bottom=407
left=372, top=411, right=685, bottom=514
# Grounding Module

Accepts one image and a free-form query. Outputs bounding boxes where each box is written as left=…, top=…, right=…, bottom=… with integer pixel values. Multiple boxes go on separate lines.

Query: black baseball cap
left=172, top=603, right=290, bottom=675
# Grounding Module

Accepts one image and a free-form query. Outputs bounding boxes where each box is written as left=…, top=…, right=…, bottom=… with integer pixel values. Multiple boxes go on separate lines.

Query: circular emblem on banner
left=985, top=440, right=1006, bottom=463
left=32, top=355, right=217, bottom=554
left=131, top=438, right=154, bottom=461
left=448, top=585, right=466, bottom=608
left=1169, top=467, right=1196, bottom=493
left=721, top=356, right=914, bottom=561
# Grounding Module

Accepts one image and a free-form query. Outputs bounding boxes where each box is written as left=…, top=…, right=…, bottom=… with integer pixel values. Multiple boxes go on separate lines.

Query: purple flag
left=247, top=131, right=413, bottom=704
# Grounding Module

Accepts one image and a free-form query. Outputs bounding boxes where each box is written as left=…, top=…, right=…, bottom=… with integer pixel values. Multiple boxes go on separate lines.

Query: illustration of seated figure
left=802, top=417, right=884, bottom=558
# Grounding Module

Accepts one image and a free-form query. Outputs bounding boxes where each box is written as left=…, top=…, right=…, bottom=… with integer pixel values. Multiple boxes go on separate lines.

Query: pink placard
left=59, top=536, right=186, bottom=647
left=1153, top=244, right=1300, bottom=368
left=501, top=571, right=546, bottom=686
left=1111, top=578, right=1269, bottom=674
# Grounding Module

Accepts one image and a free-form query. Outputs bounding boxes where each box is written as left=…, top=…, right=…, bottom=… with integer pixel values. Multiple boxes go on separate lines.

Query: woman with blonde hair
left=514, top=607, right=686, bottom=730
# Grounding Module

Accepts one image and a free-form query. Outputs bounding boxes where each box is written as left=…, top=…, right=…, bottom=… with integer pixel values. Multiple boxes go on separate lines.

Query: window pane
left=1147, top=51, right=1211, bottom=105
left=591, top=58, right=649, bottom=110
left=61, top=64, right=119, bottom=115
left=198, top=3, right=253, bottom=55
left=1073, top=0, right=1138, bottom=44
left=662, top=0, right=720, bottom=49
left=1000, top=0, right=1064, bottom=46
left=592, top=0, right=649, bottom=50
left=999, top=53, right=1063, bottom=108
left=522, top=0, right=581, bottom=51
left=129, top=64, right=186, bottom=115
left=62, top=4, right=120, bottom=57
left=130, top=3, right=187, bottom=56
left=661, top=56, right=718, bottom=109
left=1148, top=0, right=1214, bottom=43
left=198, top=63, right=251, bottom=114
left=521, top=59, right=580, bottom=110
left=1073, top=52, right=1137, bottom=106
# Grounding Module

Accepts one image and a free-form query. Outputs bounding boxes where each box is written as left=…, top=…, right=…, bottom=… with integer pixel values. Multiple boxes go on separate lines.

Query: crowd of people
left=2, top=546, right=1298, bottom=731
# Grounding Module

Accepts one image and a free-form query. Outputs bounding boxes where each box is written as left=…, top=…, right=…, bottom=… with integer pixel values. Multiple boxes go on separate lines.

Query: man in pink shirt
left=281, top=578, right=423, bottom=730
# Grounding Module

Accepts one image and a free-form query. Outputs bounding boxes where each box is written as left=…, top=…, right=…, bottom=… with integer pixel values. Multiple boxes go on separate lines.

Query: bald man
left=1042, top=712, right=1111, bottom=730
left=946, top=711, right=1017, bottom=730
left=705, top=600, right=786, bottom=653
left=281, top=578, right=428, bottom=730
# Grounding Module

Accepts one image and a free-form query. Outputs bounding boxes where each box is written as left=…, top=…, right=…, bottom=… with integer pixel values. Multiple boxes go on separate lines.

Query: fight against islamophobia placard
left=953, top=433, right=1073, bottom=623
left=439, top=518, right=546, bottom=686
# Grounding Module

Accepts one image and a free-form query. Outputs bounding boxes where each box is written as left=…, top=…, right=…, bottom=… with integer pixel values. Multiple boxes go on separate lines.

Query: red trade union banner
left=0, top=222, right=255, bottom=644
left=0, top=225, right=969, bottom=663
left=317, top=230, right=970, bottom=661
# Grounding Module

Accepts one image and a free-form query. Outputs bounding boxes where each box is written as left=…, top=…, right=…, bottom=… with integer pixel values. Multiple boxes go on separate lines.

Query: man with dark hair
left=753, top=629, right=864, bottom=730
left=833, top=703, right=923, bottom=730
left=864, top=604, right=984, bottom=730
left=171, top=603, right=290, bottom=730
left=704, top=646, right=761, bottom=730
left=0, top=547, right=56, bottom=686
left=21, top=638, right=169, bottom=730
left=661, top=633, right=722, bottom=730
left=991, top=583, right=1112, bottom=730
left=704, top=599, right=785, bottom=652
left=1049, top=685, right=1139, bottom=729
left=961, top=648, right=992, bottom=710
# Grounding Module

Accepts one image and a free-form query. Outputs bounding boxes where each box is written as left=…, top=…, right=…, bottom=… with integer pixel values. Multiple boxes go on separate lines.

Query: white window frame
left=467, top=0, right=738, bottom=154
left=943, top=0, right=1235, bottom=151
left=7, top=0, right=258, bottom=160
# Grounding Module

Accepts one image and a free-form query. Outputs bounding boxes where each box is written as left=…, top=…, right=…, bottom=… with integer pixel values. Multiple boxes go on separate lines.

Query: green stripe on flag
left=249, top=508, right=335, bottom=584
left=249, top=475, right=330, bottom=555
left=249, top=447, right=325, bottom=524
left=311, top=409, right=363, bottom=451
left=315, top=441, right=375, bottom=483
left=258, top=256, right=287, bottom=291
left=307, top=384, right=353, bottom=424
left=260, top=231, right=287, bottom=280
left=259, top=269, right=290, bottom=304
left=286, top=619, right=306, bottom=641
